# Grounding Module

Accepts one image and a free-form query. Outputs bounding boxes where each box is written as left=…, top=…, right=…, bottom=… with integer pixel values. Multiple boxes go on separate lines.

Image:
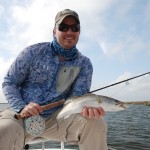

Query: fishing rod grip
left=14, top=99, right=65, bottom=120
left=41, top=100, right=65, bottom=111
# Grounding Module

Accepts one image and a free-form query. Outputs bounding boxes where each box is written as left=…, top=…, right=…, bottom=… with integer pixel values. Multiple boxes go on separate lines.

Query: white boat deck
left=29, top=149, right=76, bottom=150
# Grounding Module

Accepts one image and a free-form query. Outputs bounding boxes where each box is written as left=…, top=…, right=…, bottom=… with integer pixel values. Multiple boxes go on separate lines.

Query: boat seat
left=24, top=137, right=64, bottom=150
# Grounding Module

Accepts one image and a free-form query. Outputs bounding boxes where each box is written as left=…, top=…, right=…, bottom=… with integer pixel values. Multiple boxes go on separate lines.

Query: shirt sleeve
left=2, top=47, right=32, bottom=112
left=70, top=57, right=93, bottom=96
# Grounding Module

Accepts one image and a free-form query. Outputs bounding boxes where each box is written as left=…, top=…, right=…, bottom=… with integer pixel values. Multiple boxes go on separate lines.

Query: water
left=105, top=104, right=150, bottom=150
left=0, top=104, right=150, bottom=150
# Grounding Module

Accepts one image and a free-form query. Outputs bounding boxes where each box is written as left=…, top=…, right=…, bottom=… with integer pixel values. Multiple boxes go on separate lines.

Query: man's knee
left=0, top=117, right=24, bottom=134
left=0, top=110, right=24, bottom=135
left=94, top=118, right=107, bottom=132
left=0, top=109, right=16, bottom=118
left=86, top=117, right=107, bottom=132
left=0, top=118, right=25, bottom=150
left=78, top=117, right=107, bottom=148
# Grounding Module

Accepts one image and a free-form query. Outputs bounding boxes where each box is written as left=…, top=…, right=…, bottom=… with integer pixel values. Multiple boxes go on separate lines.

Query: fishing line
left=90, top=72, right=150, bottom=114
left=90, top=72, right=150, bottom=93
left=109, top=81, right=130, bottom=98
left=109, top=73, right=150, bottom=99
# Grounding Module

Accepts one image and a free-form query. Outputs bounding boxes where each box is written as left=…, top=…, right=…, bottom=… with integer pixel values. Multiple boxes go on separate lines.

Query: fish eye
left=97, top=99, right=102, bottom=104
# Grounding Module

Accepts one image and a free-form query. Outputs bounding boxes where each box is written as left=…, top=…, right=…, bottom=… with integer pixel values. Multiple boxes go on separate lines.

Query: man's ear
left=53, top=28, right=56, bottom=36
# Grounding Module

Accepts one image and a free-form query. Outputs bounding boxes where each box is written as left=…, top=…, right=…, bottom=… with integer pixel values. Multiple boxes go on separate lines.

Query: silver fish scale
left=57, top=93, right=127, bottom=120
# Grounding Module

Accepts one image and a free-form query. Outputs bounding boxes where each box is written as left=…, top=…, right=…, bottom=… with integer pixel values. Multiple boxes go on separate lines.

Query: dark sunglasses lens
left=58, top=24, right=80, bottom=32
left=58, top=24, right=68, bottom=32
left=71, top=25, right=80, bottom=32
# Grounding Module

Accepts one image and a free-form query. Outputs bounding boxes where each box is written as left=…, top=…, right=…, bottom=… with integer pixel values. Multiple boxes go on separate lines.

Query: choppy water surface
left=0, top=104, right=150, bottom=150
left=105, top=104, right=150, bottom=150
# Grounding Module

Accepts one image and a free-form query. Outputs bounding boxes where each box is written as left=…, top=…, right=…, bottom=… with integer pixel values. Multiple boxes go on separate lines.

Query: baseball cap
left=55, top=9, right=80, bottom=26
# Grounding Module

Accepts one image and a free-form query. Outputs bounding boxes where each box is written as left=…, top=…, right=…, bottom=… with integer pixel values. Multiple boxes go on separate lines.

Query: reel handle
left=15, top=99, right=65, bottom=120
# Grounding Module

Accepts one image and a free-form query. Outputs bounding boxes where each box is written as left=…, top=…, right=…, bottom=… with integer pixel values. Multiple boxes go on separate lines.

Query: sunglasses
left=56, top=24, right=80, bottom=32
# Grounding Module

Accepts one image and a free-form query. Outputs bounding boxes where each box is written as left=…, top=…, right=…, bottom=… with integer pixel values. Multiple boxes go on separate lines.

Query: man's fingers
left=93, top=108, right=101, bottom=118
left=89, top=108, right=95, bottom=118
left=81, top=107, right=89, bottom=116
left=24, top=107, right=39, bottom=116
left=21, top=102, right=42, bottom=117
left=81, top=107, right=106, bottom=119
left=17, top=100, right=65, bottom=119
left=98, top=107, right=105, bottom=116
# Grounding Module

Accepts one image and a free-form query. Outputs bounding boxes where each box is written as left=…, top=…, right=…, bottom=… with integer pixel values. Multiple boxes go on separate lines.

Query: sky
left=0, top=0, right=150, bottom=103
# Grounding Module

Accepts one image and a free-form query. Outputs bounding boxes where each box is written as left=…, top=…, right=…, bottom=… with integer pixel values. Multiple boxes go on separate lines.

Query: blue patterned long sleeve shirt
left=2, top=42, right=93, bottom=117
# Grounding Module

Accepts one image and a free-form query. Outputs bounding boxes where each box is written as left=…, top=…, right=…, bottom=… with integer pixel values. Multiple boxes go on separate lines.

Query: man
left=0, top=9, right=107, bottom=150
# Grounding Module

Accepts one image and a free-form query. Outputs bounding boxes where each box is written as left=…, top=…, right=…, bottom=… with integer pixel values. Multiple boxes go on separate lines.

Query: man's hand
left=81, top=107, right=105, bottom=119
left=16, top=100, right=65, bottom=119
left=20, top=102, right=42, bottom=118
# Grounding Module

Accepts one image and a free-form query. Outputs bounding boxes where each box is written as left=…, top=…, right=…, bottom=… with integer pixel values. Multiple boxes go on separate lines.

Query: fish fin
left=63, top=114, right=71, bottom=119
left=65, top=95, right=79, bottom=103
left=64, top=100, right=72, bottom=105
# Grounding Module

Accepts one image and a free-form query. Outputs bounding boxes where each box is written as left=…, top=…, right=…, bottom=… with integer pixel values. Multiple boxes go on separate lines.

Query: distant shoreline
left=1, top=101, right=150, bottom=106
left=125, top=101, right=150, bottom=106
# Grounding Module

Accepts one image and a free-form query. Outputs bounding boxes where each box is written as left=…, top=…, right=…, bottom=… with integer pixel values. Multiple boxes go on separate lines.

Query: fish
left=57, top=93, right=128, bottom=120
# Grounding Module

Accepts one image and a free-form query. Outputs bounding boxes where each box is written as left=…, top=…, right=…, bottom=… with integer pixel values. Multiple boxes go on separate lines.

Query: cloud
left=0, top=57, right=15, bottom=103
left=0, top=0, right=118, bottom=61
left=94, top=0, right=150, bottom=62
left=1, top=0, right=150, bottom=58
left=0, top=0, right=150, bottom=102
left=99, top=34, right=150, bottom=62
left=0, top=5, right=4, bottom=16
left=11, top=1, right=55, bottom=43
left=144, top=0, right=150, bottom=23
left=0, top=0, right=115, bottom=102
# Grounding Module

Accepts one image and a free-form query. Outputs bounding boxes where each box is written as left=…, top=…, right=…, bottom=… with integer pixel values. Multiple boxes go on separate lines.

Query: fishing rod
left=90, top=71, right=150, bottom=93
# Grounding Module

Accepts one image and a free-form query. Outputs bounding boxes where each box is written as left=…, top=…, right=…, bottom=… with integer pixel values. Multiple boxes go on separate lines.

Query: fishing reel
left=14, top=100, right=64, bottom=136
left=24, top=115, right=45, bottom=136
